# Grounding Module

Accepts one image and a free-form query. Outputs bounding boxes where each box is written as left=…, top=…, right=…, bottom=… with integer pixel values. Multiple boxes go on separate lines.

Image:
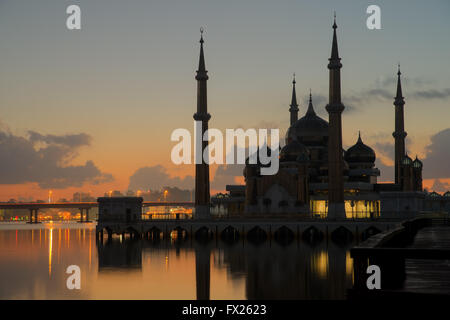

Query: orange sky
left=0, top=1, right=449, bottom=201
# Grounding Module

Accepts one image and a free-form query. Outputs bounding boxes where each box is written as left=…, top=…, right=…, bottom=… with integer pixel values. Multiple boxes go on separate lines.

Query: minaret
left=193, top=29, right=211, bottom=219
left=289, top=74, right=299, bottom=126
left=393, top=64, right=407, bottom=185
left=325, top=14, right=346, bottom=220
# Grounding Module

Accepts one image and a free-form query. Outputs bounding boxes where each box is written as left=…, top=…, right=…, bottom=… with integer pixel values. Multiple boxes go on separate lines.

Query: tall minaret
left=193, top=29, right=211, bottom=219
left=325, top=15, right=346, bottom=220
left=289, top=74, right=299, bottom=126
left=393, top=65, right=407, bottom=185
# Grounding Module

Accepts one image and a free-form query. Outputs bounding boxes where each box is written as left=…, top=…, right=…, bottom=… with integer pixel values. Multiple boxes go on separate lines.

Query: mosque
left=199, top=18, right=426, bottom=219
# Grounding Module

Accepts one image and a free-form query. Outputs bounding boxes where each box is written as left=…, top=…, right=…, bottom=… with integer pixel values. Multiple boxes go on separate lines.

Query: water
left=0, top=222, right=354, bottom=299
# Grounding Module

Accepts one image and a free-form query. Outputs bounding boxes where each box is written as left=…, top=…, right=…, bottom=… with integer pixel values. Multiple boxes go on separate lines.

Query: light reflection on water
left=0, top=222, right=354, bottom=299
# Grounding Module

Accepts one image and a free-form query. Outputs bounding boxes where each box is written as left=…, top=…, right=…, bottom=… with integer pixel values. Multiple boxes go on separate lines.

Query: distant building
left=97, top=197, right=143, bottom=223
left=211, top=186, right=245, bottom=216
left=73, top=192, right=95, bottom=202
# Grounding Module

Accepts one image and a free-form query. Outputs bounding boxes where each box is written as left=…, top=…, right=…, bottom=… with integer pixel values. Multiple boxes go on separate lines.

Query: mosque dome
left=401, top=154, right=413, bottom=165
left=287, top=94, right=329, bottom=141
left=345, top=132, right=376, bottom=163
left=412, top=155, right=423, bottom=169
left=280, top=140, right=310, bottom=162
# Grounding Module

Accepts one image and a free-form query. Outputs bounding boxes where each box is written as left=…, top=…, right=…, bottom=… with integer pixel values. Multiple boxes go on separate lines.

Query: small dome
left=344, top=132, right=376, bottom=163
left=413, top=156, right=423, bottom=169
left=402, top=154, right=413, bottom=165
left=287, top=95, right=329, bottom=141
left=280, top=140, right=309, bottom=162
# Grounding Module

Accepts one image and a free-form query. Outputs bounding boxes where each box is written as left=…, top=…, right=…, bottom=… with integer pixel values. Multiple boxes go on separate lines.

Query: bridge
left=0, top=201, right=194, bottom=223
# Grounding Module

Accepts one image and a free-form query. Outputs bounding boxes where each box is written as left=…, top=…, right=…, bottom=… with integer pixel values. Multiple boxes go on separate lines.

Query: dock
left=349, top=217, right=450, bottom=298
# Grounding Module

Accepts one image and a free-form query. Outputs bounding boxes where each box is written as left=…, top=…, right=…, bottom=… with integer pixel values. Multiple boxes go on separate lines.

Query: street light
left=163, top=190, right=169, bottom=217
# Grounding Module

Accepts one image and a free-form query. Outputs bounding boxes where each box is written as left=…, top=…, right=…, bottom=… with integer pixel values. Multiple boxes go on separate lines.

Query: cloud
left=423, top=128, right=450, bottom=179
left=430, top=179, right=450, bottom=193
left=373, top=141, right=395, bottom=161
left=374, top=75, right=434, bottom=89
left=211, top=164, right=245, bottom=190
left=353, top=88, right=393, bottom=102
left=411, top=88, right=450, bottom=100
left=371, top=128, right=450, bottom=181
left=375, top=159, right=394, bottom=183
left=301, top=94, right=327, bottom=109
left=372, top=140, right=412, bottom=161
left=129, top=162, right=245, bottom=192
left=0, top=130, right=113, bottom=189
left=339, top=75, right=450, bottom=109
left=28, top=131, right=91, bottom=148
left=301, top=93, right=357, bottom=114
left=128, top=165, right=194, bottom=191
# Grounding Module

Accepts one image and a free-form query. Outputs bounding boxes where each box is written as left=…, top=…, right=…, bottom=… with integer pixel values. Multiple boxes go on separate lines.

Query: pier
left=95, top=218, right=399, bottom=243
left=349, top=216, right=450, bottom=298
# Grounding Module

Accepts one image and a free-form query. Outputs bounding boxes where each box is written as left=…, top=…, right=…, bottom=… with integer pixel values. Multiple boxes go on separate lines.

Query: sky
left=0, top=0, right=449, bottom=200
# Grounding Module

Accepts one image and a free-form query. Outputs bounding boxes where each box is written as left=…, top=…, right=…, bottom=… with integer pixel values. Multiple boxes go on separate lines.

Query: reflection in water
left=98, top=239, right=142, bottom=270
left=346, top=251, right=354, bottom=278
left=48, top=227, right=53, bottom=277
left=0, top=223, right=354, bottom=299
left=312, top=250, right=329, bottom=279
left=195, top=246, right=210, bottom=300
left=217, top=239, right=351, bottom=299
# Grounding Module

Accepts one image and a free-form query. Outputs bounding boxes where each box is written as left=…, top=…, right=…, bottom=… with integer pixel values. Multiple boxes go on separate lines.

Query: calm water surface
left=0, top=222, right=354, bottom=299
